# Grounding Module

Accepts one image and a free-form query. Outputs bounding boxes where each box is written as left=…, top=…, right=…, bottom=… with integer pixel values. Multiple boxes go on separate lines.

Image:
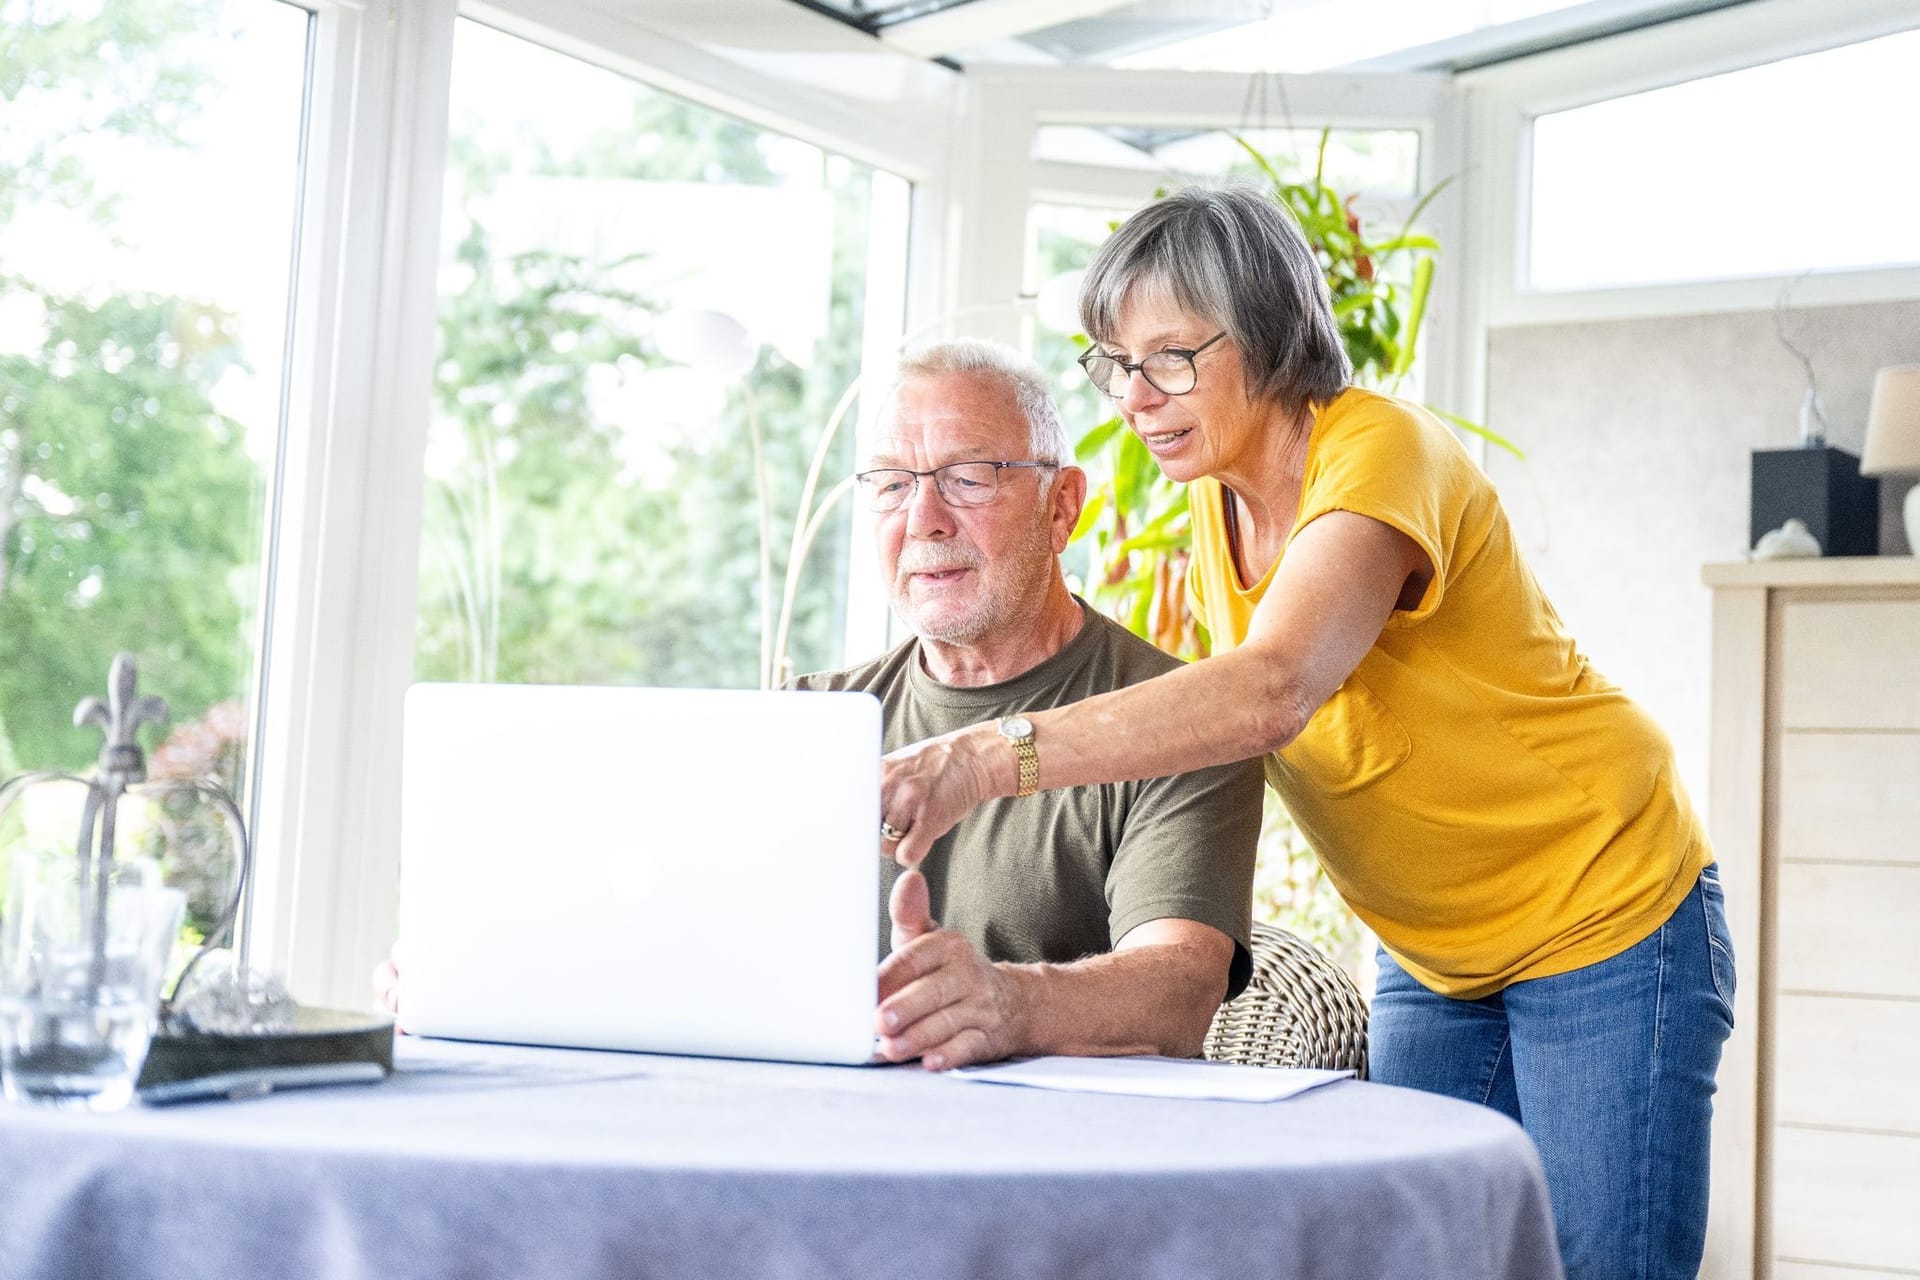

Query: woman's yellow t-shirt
left=1188, top=387, right=1710, bottom=998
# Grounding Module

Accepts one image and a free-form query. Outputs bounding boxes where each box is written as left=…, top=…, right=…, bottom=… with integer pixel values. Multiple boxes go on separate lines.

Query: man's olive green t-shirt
left=795, top=602, right=1263, bottom=999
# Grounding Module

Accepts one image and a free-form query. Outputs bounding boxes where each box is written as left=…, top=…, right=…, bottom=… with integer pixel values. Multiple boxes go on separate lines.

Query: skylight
left=787, top=0, right=1766, bottom=73
left=1109, top=0, right=1585, bottom=73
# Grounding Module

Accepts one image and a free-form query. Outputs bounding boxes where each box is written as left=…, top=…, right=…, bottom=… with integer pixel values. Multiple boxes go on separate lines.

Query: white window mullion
left=249, top=0, right=457, bottom=1010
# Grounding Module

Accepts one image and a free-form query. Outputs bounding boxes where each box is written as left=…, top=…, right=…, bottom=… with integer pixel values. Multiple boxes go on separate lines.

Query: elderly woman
left=878, top=183, right=1732, bottom=1280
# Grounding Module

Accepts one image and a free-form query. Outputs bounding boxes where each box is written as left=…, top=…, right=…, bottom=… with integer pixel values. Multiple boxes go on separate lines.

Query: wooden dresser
left=1703, top=557, right=1920, bottom=1280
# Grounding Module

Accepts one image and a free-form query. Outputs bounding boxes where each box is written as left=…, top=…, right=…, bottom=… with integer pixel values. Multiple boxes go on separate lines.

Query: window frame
left=1461, top=0, right=1920, bottom=328
left=243, top=0, right=460, bottom=1010
left=1438, top=0, right=1920, bottom=428
left=249, top=0, right=953, bottom=1009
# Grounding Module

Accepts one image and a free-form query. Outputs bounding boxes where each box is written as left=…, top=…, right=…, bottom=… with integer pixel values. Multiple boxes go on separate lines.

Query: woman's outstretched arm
left=879, top=509, right=1429, bottom=866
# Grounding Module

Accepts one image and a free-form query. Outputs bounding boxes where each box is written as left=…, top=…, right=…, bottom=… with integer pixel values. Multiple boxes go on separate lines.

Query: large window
left=416, top=20, right=908, bottom=691
left=0, top=0, right=308, bottom=925
left=1528, top=26, right=1920, bottom=290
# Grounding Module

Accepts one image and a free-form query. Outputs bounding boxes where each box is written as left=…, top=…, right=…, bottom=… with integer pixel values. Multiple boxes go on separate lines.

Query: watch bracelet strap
left=1012, top=737, right=1038, bottom=798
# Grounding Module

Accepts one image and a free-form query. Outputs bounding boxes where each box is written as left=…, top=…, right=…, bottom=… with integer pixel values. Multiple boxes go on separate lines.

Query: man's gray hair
left=1078, top=182, right=1351, bottom=419
left=893, top=338, right=1071, bottom=463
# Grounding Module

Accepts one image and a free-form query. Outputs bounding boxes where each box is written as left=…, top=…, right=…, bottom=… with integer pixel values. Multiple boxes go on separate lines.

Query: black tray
left=137, top=1006, right=395, bottom=1104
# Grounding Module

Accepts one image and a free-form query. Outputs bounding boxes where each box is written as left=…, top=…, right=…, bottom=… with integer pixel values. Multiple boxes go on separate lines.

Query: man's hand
left=372, top=940, right=406, bottom=1030
left=875, top=869, right=1026, bottom=1071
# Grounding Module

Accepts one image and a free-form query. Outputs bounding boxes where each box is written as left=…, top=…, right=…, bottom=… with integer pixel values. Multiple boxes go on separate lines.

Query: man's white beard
left=892, top=516, right=1054, bottom=647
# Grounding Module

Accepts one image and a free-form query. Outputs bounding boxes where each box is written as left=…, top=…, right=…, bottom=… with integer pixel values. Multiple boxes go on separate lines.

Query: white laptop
left=399, top=682, right=883, bottom=1066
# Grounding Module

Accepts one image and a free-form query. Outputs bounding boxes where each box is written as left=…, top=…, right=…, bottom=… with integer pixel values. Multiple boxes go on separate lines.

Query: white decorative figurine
left=1751, top=517, right=1822, bottom=560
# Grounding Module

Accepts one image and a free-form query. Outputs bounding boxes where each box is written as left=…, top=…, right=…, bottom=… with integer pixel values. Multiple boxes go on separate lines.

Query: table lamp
left=1860, top=364, right=1920, bottom=555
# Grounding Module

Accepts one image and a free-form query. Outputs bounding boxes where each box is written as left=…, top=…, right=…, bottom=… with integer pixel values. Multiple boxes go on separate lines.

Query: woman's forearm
left=986, top=509, right=1423, bottom=796
left=879, top=512, right=1419, bottom=868
left=987, top=642, right=1309, bottom=796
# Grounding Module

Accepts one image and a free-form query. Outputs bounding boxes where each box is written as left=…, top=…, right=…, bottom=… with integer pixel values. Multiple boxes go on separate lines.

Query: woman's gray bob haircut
left=893, top=338, right=1071, bottom=464
left=1079, top=182, right=1351, bottom=417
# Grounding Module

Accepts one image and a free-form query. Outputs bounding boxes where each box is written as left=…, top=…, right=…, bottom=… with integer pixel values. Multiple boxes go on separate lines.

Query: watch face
left=1001, top=715, right=1033, bottom=739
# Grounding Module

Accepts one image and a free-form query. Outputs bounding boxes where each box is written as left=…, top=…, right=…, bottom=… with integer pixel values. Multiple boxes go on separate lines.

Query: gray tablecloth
left=0, top=1038, right=1562, bottom=1280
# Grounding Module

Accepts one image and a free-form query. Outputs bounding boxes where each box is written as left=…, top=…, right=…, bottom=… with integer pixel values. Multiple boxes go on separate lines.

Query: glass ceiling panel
left=1033, top=125, right=1421, bottom=196
left=822, top=0, right=1765, bottom=72
left=1104, top=0, right=1586, bottom=72
left=792, top=0, right=975, bottom=30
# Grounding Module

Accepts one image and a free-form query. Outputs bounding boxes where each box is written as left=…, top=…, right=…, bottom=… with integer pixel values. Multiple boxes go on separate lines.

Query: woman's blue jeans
left=1369, top=865, right=1735, bottom=1280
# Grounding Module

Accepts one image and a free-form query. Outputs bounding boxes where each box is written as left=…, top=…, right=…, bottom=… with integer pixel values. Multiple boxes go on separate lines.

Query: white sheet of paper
left=949, top=1056, right=1353, bottom=1102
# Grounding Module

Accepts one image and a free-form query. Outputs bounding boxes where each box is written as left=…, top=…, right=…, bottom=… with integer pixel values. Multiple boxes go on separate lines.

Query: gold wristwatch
left=998, top=715, right=1038, bottom=797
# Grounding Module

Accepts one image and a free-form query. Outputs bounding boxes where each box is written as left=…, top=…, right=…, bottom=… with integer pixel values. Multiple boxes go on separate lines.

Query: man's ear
left=1049, top=465, right=1089, bottom=553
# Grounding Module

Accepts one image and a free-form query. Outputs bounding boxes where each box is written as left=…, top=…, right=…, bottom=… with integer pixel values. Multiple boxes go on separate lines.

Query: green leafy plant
left=1068, top=131, right=1519, bottom=974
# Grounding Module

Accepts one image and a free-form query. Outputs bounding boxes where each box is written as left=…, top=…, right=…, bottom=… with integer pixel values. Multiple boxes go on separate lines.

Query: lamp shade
left=1860, top=364, right=1920, bottom=476
left=654, top=308, right=756, bottom=378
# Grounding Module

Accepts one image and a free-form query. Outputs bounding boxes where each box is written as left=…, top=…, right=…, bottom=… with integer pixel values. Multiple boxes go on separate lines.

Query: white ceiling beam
left=472, top=0, right=958, bottom=179
left=881, top=0, right=1126, bottom=59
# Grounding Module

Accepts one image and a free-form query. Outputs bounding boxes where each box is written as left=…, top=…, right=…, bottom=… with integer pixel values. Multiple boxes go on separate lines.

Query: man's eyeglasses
left=853, top=460, right=1055, bottom=513
left=1077, top=332, right=1227, bottom=398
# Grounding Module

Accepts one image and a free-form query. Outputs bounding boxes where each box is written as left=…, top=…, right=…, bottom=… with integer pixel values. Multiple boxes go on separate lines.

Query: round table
left=0, top=1037, right=1563, bottom=1279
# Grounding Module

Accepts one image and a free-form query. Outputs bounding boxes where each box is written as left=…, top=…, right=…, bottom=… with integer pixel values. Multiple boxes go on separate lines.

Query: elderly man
left=377, top=340, right=1261, bottom=1070
left=793, top=338, right=1262, bottom=1071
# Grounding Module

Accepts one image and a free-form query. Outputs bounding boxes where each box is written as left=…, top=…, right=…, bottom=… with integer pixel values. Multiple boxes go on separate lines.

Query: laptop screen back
left=399, top=682, right=882, bottom=1065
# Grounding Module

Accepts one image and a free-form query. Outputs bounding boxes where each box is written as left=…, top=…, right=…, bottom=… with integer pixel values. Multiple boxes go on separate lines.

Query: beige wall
left=1483, top=298, right=1920, bottom=806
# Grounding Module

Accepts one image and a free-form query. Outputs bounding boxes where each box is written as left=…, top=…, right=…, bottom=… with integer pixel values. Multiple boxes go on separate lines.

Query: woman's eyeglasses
left=1077, top=332, right=1227, bottom=398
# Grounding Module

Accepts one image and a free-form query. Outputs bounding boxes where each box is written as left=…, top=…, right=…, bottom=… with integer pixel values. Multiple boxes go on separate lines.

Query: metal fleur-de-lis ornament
left=0, top=652, right=256, bottom=1030
left=73, top=653, right=169, bottom=789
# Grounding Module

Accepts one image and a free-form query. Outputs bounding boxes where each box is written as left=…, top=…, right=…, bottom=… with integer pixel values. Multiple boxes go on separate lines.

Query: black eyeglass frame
left=851, top=459, right=1056, bottom=513
left=1077, top=331, right=1228, bottom=397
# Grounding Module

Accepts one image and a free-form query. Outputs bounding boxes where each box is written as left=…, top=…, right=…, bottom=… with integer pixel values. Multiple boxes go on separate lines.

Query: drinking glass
left=0, top=850, right=185, bottom=1111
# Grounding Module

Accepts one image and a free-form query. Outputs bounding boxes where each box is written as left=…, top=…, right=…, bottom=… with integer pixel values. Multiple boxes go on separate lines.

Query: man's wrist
left=992, top=961, right=1044, bottom=1058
